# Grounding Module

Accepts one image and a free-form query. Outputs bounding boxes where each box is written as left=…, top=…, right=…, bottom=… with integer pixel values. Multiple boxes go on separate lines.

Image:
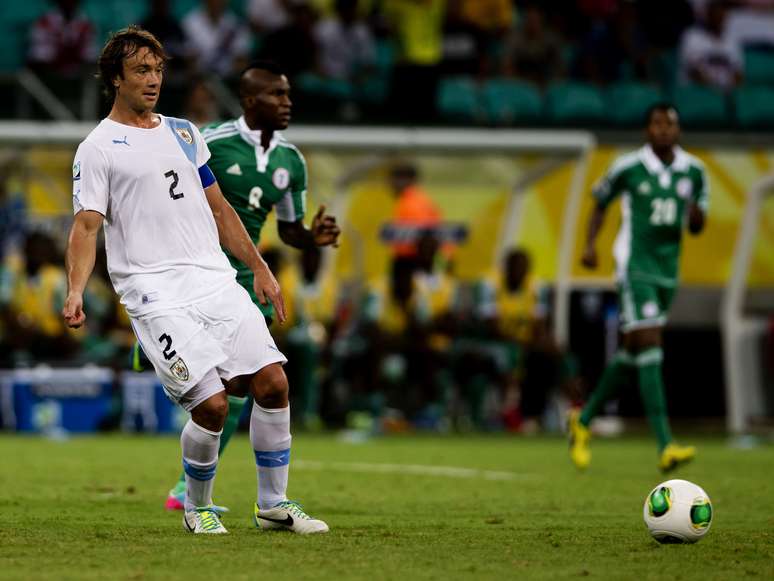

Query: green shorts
left=618, top=279, right=675, bottom=332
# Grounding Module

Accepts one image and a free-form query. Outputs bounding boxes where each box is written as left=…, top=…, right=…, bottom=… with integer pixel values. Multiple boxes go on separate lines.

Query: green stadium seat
left=295, top=73, right=355, bottom=100
left=606, top=82, right=663, bottom=126
left=734, top=86, right=774, bottom=128
left=671, top=84, right=728, bottom=127
left=480, top=79, right=542, bottom=125
left=436, top=76, right=480, bottom=122
left=744, top=49, right=774, bottom=85
left=545, top=82, right=605, bottom=124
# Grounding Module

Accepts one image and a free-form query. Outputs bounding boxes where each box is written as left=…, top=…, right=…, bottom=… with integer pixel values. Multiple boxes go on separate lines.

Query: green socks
left=176, top=395, right=248, bottom=486
left=635, top=347, right=672, bottom=451
left=580, top=350, right=633, bottom=427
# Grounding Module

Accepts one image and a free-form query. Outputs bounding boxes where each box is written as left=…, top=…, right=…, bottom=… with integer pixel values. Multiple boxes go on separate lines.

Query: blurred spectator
left=389, top=162, right=443, bottom=259
left=249, top=0, right=295, bottom=35
left=0, top=164, right=27, bottom=262
left=260, top=2, right=319, bottom=78
left=182, top=0, right=251, bottom=77
left=141, top=0, right=189, bottom=71
left=571, top=2, right=626, bottom=83
left=27, top=0, right=96, bottom=75
left=383, top=0, right=446, bottom=122
left=679, top=0, right=743, bottom=91
left=184, top=78, right=220, bottom=126
left=476, top=248, right=561, bottom=432
left=502, top=3, right=563, bottom=86
left=448, top=0, right=513, bottom=75
left=0, top=232, right=78, bottom=364
left=314, top=0, right=376, bottom=81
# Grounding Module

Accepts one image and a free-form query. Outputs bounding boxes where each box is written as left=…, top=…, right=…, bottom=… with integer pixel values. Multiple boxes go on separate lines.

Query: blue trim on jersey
left=166, top=116, right=197, bottom=166
left=183, top=459, right=218, bottom=481
left=254, top=448, right=291, bottom=468
left=198, top=164, right=216, bottom=188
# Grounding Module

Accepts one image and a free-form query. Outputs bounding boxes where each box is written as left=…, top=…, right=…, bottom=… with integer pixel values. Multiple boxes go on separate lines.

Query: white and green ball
left=643, top=479, right=712, bottom=544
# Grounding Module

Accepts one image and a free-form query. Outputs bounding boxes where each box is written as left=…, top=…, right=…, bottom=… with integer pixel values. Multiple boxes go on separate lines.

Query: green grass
left=1, top=433, right=772, bottom=580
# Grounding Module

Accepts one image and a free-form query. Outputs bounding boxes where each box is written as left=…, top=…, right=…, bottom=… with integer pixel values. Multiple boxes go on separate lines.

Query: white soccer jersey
left=72, top=115, right=236, bottom=316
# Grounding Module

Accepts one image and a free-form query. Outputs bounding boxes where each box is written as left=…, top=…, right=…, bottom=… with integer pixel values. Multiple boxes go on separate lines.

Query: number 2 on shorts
left=158, top=333, right=177, bottom=360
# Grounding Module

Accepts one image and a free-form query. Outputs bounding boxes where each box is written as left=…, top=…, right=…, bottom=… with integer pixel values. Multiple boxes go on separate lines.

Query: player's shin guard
left=580, top=350, right=634, bottom=426
left=635, top=347, right=672, bottom=451
left=250, top=402, right=291, bottom=510
left=181, top=419, right=221, bottom=511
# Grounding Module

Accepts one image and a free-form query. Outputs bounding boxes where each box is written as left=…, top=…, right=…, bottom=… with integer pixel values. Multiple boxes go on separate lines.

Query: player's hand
left=311, top=205, right=341, bottom=247
left=253, top=262, right=286, bottom=324
left=581, top=246, right=598, bottom=269
left=62, top=292, right=86, bottom=328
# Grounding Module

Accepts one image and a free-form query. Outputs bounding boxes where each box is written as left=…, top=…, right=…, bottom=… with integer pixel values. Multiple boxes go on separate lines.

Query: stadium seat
left=734, top=86, right=774, bottom=128
left=545, top=82, right=605, bottom=124
left=671, top=84, right=728, bottom=127
left=606, top=82, right=664, bottom=126
left=744, top=48, right=774, bottom=85
left=480, top=79, right=542, bottom=125
left=436, top=76, right=480, bottom=122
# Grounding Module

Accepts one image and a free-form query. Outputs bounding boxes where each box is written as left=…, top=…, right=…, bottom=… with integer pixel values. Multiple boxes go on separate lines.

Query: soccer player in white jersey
left=63, top=26, right=328, bottom=534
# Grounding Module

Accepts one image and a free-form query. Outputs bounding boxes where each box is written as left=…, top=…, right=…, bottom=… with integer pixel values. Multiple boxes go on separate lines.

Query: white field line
left=293, top=460, right=527, bottom=481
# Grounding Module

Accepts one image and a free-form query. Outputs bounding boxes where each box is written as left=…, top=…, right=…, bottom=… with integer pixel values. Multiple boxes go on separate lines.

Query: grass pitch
left=1, top=432, right=772, bottom=580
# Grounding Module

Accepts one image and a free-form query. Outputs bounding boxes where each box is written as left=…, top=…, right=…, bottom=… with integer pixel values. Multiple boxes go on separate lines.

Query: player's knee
left=251, top=364, right=289, bottom=408
left=191, top=391, right=229, bottom=431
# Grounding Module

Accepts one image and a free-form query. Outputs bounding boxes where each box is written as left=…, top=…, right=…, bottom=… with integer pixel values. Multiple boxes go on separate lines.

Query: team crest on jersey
left=642, top=301, right=659, bottom=318
left=638, top=181, right=651, bottom=195
left=72, top=161, right=81, bottom=181
left=175, top=128, right=194, bottom=144
left=676, top=177, right=693, bottom=199
left=272, top=167, right=290, bottom=189
left=170, top=357, right=190, bottom=382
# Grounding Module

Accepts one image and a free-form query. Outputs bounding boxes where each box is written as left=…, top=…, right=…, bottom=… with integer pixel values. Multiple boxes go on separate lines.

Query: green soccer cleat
left=659, top=443, right=696, bottom=473
left=254, top=500, right=329, bottom=534
left=568, top=408, right=591, bottom=470
left=183, top=506, right=228, bottom=534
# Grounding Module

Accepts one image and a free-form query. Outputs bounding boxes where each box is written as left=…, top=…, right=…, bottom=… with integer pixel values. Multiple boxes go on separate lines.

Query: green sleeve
left=692, top=163, right=709, bottom=213
left=592, top=162, right=628, bottom=209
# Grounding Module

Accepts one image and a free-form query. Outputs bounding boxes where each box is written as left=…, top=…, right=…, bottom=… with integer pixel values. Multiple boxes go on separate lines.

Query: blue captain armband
left=198, top=164, right=216, bottom=188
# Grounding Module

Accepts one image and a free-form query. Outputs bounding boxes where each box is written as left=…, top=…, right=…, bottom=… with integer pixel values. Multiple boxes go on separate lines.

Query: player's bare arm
left=204, top=180, right=286, bottom=323
left=63, top=210, right=104, bottom=328
left=277, top=204, right=341, bottom=249
left=581, top=204, right=606, bottom=269
left=688, top=202, right=705, bottom=235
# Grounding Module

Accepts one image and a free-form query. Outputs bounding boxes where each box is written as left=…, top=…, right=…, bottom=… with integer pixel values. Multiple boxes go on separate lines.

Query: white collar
left=640, top=144, right=690, bottom=174
left=237, top=116, right=282, bottom=172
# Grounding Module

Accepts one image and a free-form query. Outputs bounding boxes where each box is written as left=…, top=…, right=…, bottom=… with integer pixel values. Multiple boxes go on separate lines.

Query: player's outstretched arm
left=204, top=181, right=286, bottom=323
left=581, top=205, right=606, bottom=269
left=63, top=210, right=103, bottom=328
left=278, top=204, right=341, bottom=249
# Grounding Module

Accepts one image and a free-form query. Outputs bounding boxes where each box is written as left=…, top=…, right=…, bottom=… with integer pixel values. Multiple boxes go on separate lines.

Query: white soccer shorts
left=130, top=282, right=287, bottom=408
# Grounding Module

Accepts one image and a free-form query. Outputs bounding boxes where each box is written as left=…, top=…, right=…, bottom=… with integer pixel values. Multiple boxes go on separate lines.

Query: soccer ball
left=643, top=479, right=713, bottom=543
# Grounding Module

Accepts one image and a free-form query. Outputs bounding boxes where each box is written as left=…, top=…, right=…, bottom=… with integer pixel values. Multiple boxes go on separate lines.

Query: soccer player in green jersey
left=568, top=103, right=707, bottom=473
left=161, top=61, right=340, bottom=512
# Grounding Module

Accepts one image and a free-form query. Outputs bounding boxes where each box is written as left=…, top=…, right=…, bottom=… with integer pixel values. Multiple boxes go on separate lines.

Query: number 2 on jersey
left=650, top=198, right=676, bottom=225
left=164, top=170, right=184, bottom=200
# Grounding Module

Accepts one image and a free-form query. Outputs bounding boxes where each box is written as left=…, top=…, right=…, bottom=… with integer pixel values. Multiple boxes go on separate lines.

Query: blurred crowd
left=13, top=0, right=774, bottom=125
left=0, top=159, right=580, bottom=433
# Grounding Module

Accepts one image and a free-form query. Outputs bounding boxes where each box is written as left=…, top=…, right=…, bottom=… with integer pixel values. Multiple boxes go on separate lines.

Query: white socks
left=181, top=419, right=221, bottom=511
left=250, top=403, right=292, bottom=510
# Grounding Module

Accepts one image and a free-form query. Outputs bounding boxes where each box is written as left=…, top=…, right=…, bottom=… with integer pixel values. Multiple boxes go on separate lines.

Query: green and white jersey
left=201, top=116, right=307, bottom=311
left=594, top=145, right=708, bottom=287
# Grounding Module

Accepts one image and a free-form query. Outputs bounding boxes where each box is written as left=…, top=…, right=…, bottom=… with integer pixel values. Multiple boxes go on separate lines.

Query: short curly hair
left=97, top=25, right=168, bottom=101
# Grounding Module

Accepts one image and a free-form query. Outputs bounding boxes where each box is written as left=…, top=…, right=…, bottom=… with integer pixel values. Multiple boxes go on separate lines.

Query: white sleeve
left=191, top=124, right=211, bottom=168
left=72, top=141, right=109, bottom=216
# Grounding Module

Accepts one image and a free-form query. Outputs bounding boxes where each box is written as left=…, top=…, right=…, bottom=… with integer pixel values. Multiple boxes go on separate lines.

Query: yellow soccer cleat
left=568, top=409, right=591, bottom=470
left=659, top=443, right=696, bottom=473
